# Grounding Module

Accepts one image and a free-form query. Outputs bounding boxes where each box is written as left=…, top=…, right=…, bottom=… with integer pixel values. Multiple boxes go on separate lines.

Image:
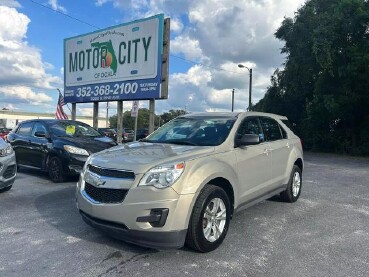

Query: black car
left=114, top=128, right=135, bottom=142
left=136, top=128, right=149, bottom=140
left=98, top=128, right=117, bottom=141
left=7, top=119, right=117, bottom=182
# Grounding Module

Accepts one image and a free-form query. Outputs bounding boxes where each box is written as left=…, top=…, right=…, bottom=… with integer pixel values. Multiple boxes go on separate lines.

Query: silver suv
left=76, top=112, right=303, bottom=252
left=0, top=138, right=16, bottom=192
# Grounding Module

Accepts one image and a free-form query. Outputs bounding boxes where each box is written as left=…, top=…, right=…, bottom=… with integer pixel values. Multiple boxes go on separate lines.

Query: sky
left=0, top=0, right=306, bottom=117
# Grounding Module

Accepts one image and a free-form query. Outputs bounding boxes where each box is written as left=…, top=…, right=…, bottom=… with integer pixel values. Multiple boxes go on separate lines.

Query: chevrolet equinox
left=76, top=112, right=303, bottom=252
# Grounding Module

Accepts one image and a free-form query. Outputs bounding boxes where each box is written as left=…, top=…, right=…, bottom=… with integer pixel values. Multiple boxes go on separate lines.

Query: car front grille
left=87, top=164, right=135, bottom=179
left=3, top=165, right=16, bottom=179
left=84, top=182, right=128, bottom=204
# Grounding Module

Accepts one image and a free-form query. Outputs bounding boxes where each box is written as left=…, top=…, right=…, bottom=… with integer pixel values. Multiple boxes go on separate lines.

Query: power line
left=29, top=0, right=243, bottom=75
left=29, top=0, right=101, bottom=29
left=170, top=54, right=241, bottom=74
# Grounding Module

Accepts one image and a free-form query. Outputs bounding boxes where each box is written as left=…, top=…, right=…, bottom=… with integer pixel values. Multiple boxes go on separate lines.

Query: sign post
left=131, top=101, right=139, bottom=141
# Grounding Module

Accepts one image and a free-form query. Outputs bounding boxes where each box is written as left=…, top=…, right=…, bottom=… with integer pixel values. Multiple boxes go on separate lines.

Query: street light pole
left=231, top=88, right=235, bottom=112
left=238, top=64, right=253, bottom=111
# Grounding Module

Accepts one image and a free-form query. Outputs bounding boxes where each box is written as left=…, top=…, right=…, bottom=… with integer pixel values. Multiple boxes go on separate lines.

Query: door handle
left=263, top=149, right=270, bottom=155
left=286, top=142, right=290, bottom=148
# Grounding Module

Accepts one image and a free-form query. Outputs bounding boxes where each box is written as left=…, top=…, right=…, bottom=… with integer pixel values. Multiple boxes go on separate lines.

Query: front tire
left=280, top=165, right=302, bottom=202
left=186, top=185, right=231, bottom=252
left=0, top=185, right=12, bottom=193
left=48, top=156, right=65, bottom=183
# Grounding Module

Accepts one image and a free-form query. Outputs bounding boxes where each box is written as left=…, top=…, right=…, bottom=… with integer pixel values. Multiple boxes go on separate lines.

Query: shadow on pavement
left=18, top=166, right=80, bottom=183
left=34, top=186, right=158, bottom=255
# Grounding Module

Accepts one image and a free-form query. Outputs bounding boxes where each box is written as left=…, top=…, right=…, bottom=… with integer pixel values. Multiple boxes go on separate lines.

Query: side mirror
left=236, top=134, right=260, bottom=147
left=34, top=131, right=46, bottom=138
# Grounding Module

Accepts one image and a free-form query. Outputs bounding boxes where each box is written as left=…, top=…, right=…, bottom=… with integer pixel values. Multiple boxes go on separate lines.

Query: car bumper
left=76, top=176, right=195, bottom=249
left=80, top=210, right=187, bottom=248
left=0, top=153, right=17, bottom=189
left=63, top=154, right=88, bottom=175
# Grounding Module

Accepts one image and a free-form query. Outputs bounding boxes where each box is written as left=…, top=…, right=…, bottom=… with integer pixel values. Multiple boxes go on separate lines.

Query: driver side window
left=236, top=117, right=265, bottom=142
left=32, top=123, right=47, bottom=137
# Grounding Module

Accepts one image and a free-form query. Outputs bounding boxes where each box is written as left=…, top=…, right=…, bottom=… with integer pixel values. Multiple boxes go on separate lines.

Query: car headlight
left=139, top=162, right=185, bottom=189
left=64, top=145, right=89, bottom=156
left=0, top=145, right=13, bottom=157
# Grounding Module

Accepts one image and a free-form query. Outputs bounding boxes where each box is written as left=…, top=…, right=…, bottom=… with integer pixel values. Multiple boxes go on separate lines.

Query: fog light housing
left=136, top=208, right=169, bottom=227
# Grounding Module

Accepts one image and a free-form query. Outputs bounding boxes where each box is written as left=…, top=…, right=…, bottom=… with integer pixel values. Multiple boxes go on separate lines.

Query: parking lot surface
left=1, top=153, right=369, bottom=277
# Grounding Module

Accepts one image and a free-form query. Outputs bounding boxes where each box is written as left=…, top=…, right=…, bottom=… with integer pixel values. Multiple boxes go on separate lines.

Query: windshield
left=49, top=121, right=102, bottom=138
left=146, top=116, right=236, bottom=146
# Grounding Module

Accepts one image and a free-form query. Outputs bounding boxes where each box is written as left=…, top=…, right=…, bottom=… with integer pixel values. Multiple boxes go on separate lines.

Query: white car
left=0, top=138, right=16, bottom=192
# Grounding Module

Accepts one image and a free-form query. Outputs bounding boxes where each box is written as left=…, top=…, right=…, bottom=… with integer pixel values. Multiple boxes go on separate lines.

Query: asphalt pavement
left=1, top=152, right=369, bottom=277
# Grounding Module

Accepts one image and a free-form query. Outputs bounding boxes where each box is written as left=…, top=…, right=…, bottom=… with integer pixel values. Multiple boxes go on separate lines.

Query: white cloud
left=0, top=6, right=62, bottom=91
left=1, top=103, right=18, bottom=110
left=0, top=6, right=62, bottom=111
left=170, top=18, right=183, bottom=33
left=48, top=0, right=67, bottom=13
left=171, top=35, right=204, bottom=61
left=0, top=0, right=21, bottom=8
left=0, top=86, right=52, bottom=105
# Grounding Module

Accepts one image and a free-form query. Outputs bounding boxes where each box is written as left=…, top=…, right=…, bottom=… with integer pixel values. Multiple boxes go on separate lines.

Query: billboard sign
left=64, top=14, right=164, bottom=103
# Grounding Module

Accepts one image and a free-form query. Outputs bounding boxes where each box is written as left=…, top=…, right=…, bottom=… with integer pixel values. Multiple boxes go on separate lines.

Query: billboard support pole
left=149, top=99, right=155, bottom=134
left=71, top=103, right=76, bottom=120
left=93, top=102, right=98, bottom=129
left=117, top=101, right=123, bottom=143
left=160, top=18, right=170, bottom=99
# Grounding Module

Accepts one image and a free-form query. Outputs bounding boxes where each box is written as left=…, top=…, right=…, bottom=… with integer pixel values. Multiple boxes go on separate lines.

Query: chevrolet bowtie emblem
left=88, top=172, right=106, bottom=187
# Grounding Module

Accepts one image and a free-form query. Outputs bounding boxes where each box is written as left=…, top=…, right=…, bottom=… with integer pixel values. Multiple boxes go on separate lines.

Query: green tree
left=109, top=108, right=185, bottom=129
left=160, top=109, right=187, bottom=124
left=254, top=0, right=369, bottom=155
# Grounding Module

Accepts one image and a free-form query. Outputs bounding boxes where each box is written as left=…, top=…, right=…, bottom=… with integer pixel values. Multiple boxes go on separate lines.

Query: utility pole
left=248, top=68, right=252, bottom=111
left=231, top=88, right=235, bottom=112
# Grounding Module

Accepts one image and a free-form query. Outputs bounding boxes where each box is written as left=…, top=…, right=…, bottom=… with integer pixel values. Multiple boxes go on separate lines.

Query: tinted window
left=32, top=123, right=47, bottom=136
left=259, top=117, right=282, bottom=141
left=17, top=122, right=34, bottom=136
left=236, top=117, right=265, bottom=142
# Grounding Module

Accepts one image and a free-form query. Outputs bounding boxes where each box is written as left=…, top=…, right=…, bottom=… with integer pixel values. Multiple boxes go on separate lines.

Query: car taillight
left=300, top=138, right=304, bottom=149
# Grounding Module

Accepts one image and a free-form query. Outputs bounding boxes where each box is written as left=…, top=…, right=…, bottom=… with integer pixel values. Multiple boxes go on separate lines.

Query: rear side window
left=259, top=117, right=283, bottom=141
left=281, top=119, right=297, bottom=135
left=17, top=122, right=34, bottom=136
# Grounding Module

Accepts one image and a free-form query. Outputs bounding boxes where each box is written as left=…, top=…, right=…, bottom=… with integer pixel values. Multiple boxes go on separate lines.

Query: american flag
left=55, top=91, right=68, bottom=120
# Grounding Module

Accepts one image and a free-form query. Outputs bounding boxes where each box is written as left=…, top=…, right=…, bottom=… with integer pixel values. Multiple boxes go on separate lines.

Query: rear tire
left=280, top=165, right=302, bottom=202
left=186, top=185, right=231, bottom=252
left=48, top=156, right=65, bottom=183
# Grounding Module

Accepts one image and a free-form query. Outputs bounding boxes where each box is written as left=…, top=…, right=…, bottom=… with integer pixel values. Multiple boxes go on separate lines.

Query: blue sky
left=0, top=0, right=305, bottom=117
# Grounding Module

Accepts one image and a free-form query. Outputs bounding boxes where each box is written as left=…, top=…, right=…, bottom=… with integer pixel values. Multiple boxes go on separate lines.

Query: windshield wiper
left=139, top=138, right=156, bottom=143
left=161, top=140, right=199, bottom=146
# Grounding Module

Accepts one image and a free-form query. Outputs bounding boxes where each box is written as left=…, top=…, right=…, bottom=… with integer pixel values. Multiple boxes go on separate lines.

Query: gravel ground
left=1, top=152, right=368, bottom=277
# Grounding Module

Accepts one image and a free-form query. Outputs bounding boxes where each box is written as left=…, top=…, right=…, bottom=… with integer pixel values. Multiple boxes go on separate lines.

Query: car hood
left=89, top=142, right=215, bottom=173
left=58, top=136, right=116, bottom=154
